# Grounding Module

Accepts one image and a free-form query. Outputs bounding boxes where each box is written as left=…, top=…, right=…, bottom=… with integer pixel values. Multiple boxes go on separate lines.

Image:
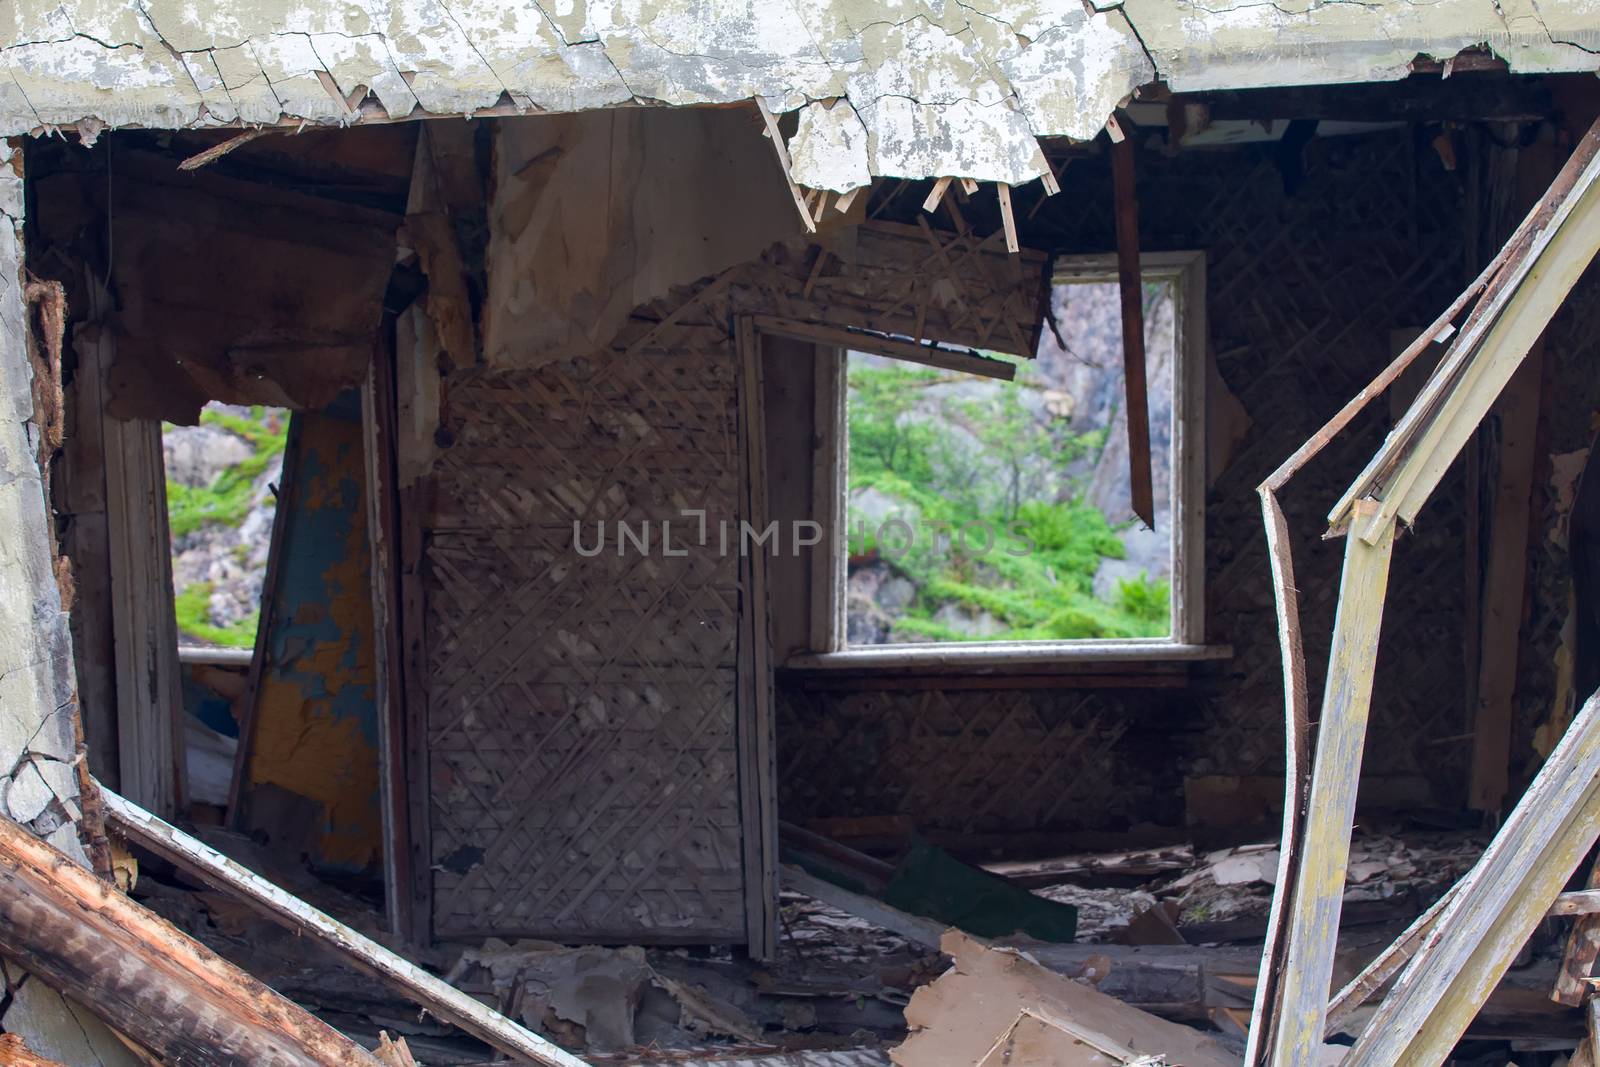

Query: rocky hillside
left=846, top=280, right=1175, bottom=645
left=163, top=404, right=286, bottom=648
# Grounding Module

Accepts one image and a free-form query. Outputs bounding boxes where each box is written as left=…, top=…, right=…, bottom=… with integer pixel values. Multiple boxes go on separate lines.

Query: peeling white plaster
left=4, top=762, right=54, bottom=823
left=1129, top=0, right=1600, bottom=92
left=789, top=101, right=871, bottom=192
left=1, top=0, right=1599, bottom=211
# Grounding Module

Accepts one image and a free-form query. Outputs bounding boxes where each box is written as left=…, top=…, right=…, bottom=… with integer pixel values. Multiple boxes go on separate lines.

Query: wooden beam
left=1110, top=130, right=1154, bottom=528
left=1267, top=499, right=1395, bottom=1064
left=1467, top=139, right=1556, bottom=816
left=1465, top=350, right=1540, bottom=814
left=753, top=315, right=1016, bottom=381
left=95, top=321, right=186, bottom=818
left=97, top=785, right=592, bottom=1067
left=0, top=809, right=382, bottom=1066
left=364, top=337, right=412, bottom=944
left=1345, top=688, right=1600, bottom=1065
left=735, top=317, right=780, bottom=962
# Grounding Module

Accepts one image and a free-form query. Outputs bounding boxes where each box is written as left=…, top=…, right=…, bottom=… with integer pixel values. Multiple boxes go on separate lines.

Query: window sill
left=778, top=641, right=1231, bottom=689
left=177, top=646, right=254, bottom=667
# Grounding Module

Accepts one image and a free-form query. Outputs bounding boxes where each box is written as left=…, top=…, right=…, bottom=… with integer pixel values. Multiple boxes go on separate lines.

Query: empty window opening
left=841, top=259, right=1197, bottom=649
left=163, top=402, right=288, bottom=651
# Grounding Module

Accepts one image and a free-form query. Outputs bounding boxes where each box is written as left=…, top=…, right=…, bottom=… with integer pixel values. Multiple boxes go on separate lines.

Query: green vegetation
left=846, top=358, right=1168, bottom=642
left=173, top=581, right=260, bottom=648
left=165, top=406, right=287, bottom=538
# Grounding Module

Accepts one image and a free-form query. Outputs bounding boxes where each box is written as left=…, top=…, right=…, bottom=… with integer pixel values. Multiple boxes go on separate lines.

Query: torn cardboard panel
left=892, top=930, right=1236, bottom=1067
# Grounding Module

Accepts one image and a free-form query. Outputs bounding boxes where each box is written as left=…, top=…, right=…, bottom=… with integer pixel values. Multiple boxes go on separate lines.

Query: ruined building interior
left=9, top=11, right=1600, bottom=1067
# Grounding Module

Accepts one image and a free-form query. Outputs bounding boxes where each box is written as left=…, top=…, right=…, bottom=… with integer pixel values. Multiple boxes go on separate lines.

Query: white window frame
left=789, top=250, right=1218, bottom=669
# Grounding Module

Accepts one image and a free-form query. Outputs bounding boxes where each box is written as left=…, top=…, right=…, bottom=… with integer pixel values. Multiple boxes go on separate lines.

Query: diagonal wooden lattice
left=777, top=687, right=1161, bottom=833
left=423, top=351, right=746, bottom=941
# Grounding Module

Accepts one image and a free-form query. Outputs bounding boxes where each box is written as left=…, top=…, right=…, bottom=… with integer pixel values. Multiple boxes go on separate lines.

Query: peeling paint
left=237, top=402, right=381, bottom=874
left=5, top=0, right=1594, bottom=190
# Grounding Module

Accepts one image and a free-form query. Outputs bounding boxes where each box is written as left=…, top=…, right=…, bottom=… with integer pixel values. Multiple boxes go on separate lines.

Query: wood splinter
left=923, top=175, right=954, bottom=213
left=1110, top=122, right=1155, bottom=528
left=996, top=182, right=1019, bottom=254
left=753, top=96, right=817, bottom=235
left=178, top=127, right=275, bottom=171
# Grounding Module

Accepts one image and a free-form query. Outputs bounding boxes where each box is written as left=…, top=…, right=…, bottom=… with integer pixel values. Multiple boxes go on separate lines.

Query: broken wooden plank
left=1325, top=881, right=1460, bottom=1036
left=752, top=315, right=1016, bottom=381
left=1345, top=688, right=1600, bottom=1065
left=895, top=930, right=1236, bottom=1067
left=97, top=784, right=592, bottom=1067
left=0, top=809, right=383, bottom=1066
left=178, top=127, right=275, bottom=170
left=1267, top=498, right=1396, bottom=1064
left=922, top=176, right=953, bottom=213
left=94, top=319, right=186, bottom=818
left=1110, top=130, right=1154, bottom=528
left=753, top=97, right=817, bottom=235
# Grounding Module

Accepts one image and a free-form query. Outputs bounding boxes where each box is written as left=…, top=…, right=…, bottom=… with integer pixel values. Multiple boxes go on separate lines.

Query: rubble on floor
left=1149, top=832, right=1485, bottom=939
left=90, top=809, right=1587, bottom=1066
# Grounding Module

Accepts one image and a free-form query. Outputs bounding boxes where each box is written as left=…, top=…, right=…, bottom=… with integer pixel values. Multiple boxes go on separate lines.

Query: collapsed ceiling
left=3, top=0, right=1599, bottom=191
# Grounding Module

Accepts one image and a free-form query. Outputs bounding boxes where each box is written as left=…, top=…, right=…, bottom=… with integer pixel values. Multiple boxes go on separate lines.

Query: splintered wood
left=0, top=807, right=384, bottom=1066
left=892, top=931, right=1235, bottom=1067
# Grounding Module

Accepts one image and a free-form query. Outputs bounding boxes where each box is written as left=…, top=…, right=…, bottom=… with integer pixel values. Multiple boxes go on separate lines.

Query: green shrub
left=173, top=582, right=259, bottom=648
left=1116, top=573, right=1171, bottom=627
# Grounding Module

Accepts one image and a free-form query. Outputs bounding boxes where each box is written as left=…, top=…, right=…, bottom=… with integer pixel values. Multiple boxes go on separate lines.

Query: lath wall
left=778, top=128, right=1472, bottom=833
left=413, top=217, right=1053, bottom=939
left=422, top=350, right=747, bottom=942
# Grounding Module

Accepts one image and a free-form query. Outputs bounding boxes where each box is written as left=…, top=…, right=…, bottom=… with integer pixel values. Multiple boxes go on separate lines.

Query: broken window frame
left=792, top=250, right=1214, bottom=669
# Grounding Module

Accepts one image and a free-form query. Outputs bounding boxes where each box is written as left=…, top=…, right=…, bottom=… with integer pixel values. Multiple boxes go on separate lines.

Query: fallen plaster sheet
left=3, top=0, right=1600, bottom=192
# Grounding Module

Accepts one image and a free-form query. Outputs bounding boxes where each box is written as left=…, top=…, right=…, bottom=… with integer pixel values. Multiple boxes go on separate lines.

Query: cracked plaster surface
left=4, top=0, right=1596, bottom=188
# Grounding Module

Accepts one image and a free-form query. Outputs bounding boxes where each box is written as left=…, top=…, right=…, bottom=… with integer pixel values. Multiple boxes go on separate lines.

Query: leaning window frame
left=789, top=249, right=1214, bottom=670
